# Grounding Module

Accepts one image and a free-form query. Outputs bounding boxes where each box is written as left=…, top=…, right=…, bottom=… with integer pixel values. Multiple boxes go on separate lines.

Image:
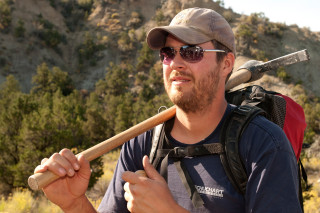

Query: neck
left=171, top=98, right=228, bottom=144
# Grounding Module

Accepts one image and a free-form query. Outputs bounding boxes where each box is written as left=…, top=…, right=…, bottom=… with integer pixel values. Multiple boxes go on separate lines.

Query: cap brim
left=147, top=26, right=212, bottom=50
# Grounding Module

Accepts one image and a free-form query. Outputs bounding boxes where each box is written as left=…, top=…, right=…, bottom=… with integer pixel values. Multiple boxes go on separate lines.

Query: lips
left=170, top=76, right=191, bottom=86
left=171, top=76, right=191, bottom=83
left=170, top=71, right=193, bottom=83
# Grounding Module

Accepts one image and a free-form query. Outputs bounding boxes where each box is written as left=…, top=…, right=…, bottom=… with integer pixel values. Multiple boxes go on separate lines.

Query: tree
left=114, top=92, right=134, bottom=134
left=95, top=62, right=132, bottom=97
left=83, top=92, right=110, bottom=143
left=146, top=61, right=164, bottom=95
left=31, top=63, right=74, bottom=96
left=0, top=88, right=37, bottom=191
left=77, top=32, right=104, bottom=67
left=0, top=75, right=20, bottom=97
left=14, top=19, right=25, bottom=38
left=0, top=0, right=12, bottom=33
left=117, top=31, right=134, bottom=52
left=132, top=93, right=172, bottom=125
left=16, top=90, right=103, bottom=188
left=0, top=74, right=104, bottom=192
left=235, top=24, right=255, bottom=49
left=136, top=42, right=155, bottom=71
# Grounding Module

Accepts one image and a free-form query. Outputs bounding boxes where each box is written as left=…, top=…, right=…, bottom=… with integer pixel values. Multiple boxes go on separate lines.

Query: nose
left=170, top=50, right=186, bottom=70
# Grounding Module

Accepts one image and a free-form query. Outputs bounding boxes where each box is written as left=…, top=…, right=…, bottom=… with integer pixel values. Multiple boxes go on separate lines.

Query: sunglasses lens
left=160, top=47, right=175, bottom=64
left=159, top=46, right=204, bottom=64
left=180, top=46, right=203, bottom=63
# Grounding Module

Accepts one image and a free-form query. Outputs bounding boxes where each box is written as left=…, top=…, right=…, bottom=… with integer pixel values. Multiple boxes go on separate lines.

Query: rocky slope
left=0, top=0, right=319, bottom=94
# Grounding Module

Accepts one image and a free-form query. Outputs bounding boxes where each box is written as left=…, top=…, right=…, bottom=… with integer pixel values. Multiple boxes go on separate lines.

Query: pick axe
left=28, top=49, right=310, bottom=191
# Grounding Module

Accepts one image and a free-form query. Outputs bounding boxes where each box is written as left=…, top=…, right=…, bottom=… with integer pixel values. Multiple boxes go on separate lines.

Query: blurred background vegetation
left=0, top=0, right=319, bottom=212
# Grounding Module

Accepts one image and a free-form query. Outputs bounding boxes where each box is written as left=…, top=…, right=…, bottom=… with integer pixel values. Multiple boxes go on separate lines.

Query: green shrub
left=117, top=31, right=134, bottom=52
left=251, top=49, right=267, bottom=61
left=36, top=16, right=66, bottom=50
left=77, top=0, right=93, bottom=11
left=292, top=85, right=320, bottom=145
left=0, top=56, right=6, bottom=67
left=276, top=66, right=291, bottom=82
left=0, top=0, right=12, bottom=33
left=127, top=11, right=143, bottom=28
left=59, top=0, right=92, bottom=31
left=236, top=24, right=254, bottom=39
left=264, top=22, right=286, bottom=38
left=14, top=19, right=25, bottom=38
left=154, top=9, right=168, bottom=25
left=223, top=10, right=234, bottom=23
left=77, top=32, right=105, bottom=67
left=235, top=23, right=258, bottom=53
left=136, top=41, right=155, bottom=71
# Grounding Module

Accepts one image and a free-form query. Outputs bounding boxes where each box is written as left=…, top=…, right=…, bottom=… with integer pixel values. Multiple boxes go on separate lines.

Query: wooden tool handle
left=28, top=106, right=176, bottom=190
left=225, top=68, right=251, bottom=91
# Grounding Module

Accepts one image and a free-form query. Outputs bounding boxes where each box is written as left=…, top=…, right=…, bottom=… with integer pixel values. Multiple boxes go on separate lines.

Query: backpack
left=149, top=85, right=308, bottom=209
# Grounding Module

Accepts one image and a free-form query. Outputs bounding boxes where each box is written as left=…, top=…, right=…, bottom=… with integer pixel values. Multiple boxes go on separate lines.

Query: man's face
left=163, top=35, right=223, bottom=113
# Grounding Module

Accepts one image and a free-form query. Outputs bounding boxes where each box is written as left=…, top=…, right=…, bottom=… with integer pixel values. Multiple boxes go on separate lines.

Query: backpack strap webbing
left=298, top=158, right=310, bottom=213
left=149, top=123, right=165, bottom=166
left=220, top=105, right=265, bottom=194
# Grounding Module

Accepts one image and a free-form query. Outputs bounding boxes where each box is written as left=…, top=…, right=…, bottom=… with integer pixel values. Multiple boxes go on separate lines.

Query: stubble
left=165, top=66, right=221, bottom=113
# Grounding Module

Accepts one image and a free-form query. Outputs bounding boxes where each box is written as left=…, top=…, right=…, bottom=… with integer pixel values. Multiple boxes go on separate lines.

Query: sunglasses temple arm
left=204, top=50, right=226, bottom=53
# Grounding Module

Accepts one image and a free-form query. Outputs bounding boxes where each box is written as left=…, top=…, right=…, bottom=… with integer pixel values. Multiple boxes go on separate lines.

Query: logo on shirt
left=195, top=185, right=224, bottom=198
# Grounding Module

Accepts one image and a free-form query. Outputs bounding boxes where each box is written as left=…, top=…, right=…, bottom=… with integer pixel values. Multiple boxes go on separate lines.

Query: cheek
left=163, top=65, right=171, bottom=82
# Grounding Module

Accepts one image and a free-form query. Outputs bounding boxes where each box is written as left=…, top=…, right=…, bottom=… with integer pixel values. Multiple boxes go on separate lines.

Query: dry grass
left=0, top=149, right=120, bottom=212
left=0, top=188, right=62, bottom=213
left=302, top=157, right=320, bottom=213
left=86, top=149, right=121, bottom=202
left=304, top=182, right=320, bottom=213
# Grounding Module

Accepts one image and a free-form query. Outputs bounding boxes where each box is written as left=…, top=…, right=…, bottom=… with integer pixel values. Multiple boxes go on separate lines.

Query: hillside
left=0, top=0, right=320, bottom=210
left=0, top=0, right=319, bottom=94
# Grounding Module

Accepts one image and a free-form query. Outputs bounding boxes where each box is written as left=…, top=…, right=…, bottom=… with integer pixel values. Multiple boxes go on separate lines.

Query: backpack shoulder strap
left=149, top=123, right=165, bottom=167
left=220, top=105, right=265, bottom=194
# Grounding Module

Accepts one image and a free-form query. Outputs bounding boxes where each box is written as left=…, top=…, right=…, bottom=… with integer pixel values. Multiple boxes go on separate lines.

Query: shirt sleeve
left=97, top=131, right=152, bottom=213
left=241, top=116, right=302, bottom=213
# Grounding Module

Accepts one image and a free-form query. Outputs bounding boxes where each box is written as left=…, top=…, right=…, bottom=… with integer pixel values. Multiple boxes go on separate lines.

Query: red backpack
left=278, top=94, right=306, bottom=160
left=225, top=85, right=306, bottom=161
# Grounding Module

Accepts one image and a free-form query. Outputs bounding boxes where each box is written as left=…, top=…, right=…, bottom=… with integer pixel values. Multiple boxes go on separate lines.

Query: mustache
left=169, top=71, right=195, bottom=81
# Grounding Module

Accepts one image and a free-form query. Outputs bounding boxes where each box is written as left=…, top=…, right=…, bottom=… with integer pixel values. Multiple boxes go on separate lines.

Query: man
left=35, top=8, right=302, bottom=213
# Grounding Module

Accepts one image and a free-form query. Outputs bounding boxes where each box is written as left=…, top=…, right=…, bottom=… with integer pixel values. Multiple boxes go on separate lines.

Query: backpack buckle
left=173, top=147, right=187, bottom=158
left=238, top=105, right=253, bottom=113
left=173, top=146, right=201, bottom=158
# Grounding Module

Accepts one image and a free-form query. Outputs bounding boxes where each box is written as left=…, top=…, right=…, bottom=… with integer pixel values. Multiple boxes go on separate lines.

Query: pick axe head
left=226, top=49, right=310, bottom=91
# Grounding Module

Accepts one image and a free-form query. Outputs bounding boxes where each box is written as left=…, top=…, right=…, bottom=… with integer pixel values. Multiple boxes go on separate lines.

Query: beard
left=165, top=67, right=221, bottom=113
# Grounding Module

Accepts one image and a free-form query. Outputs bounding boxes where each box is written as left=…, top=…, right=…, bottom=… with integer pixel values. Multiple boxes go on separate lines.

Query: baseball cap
left=147, top=7, right=236, bottom=54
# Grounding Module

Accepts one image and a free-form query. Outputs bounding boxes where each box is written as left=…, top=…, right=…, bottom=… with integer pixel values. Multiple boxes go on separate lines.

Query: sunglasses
left=160, top=45, right=226, bottom=64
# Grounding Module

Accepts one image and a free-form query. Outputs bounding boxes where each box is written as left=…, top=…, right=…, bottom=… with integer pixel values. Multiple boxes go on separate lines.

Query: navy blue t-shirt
left=98, top=104, right=302, bottom=213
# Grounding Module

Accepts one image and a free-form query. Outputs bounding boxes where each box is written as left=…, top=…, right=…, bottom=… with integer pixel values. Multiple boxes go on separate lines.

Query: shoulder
left=240, top=114, right=296, bottom=165
left=225, top=104, right=292, bottom=151
left=246, top=115, right=289, bottom=148
left=125, top=129, right=153, bottom=151
left=120, top=130, right=153, bottom=168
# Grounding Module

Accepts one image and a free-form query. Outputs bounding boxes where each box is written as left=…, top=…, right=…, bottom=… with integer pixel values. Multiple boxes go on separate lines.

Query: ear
left=221, top=52, right=235, bottom=78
